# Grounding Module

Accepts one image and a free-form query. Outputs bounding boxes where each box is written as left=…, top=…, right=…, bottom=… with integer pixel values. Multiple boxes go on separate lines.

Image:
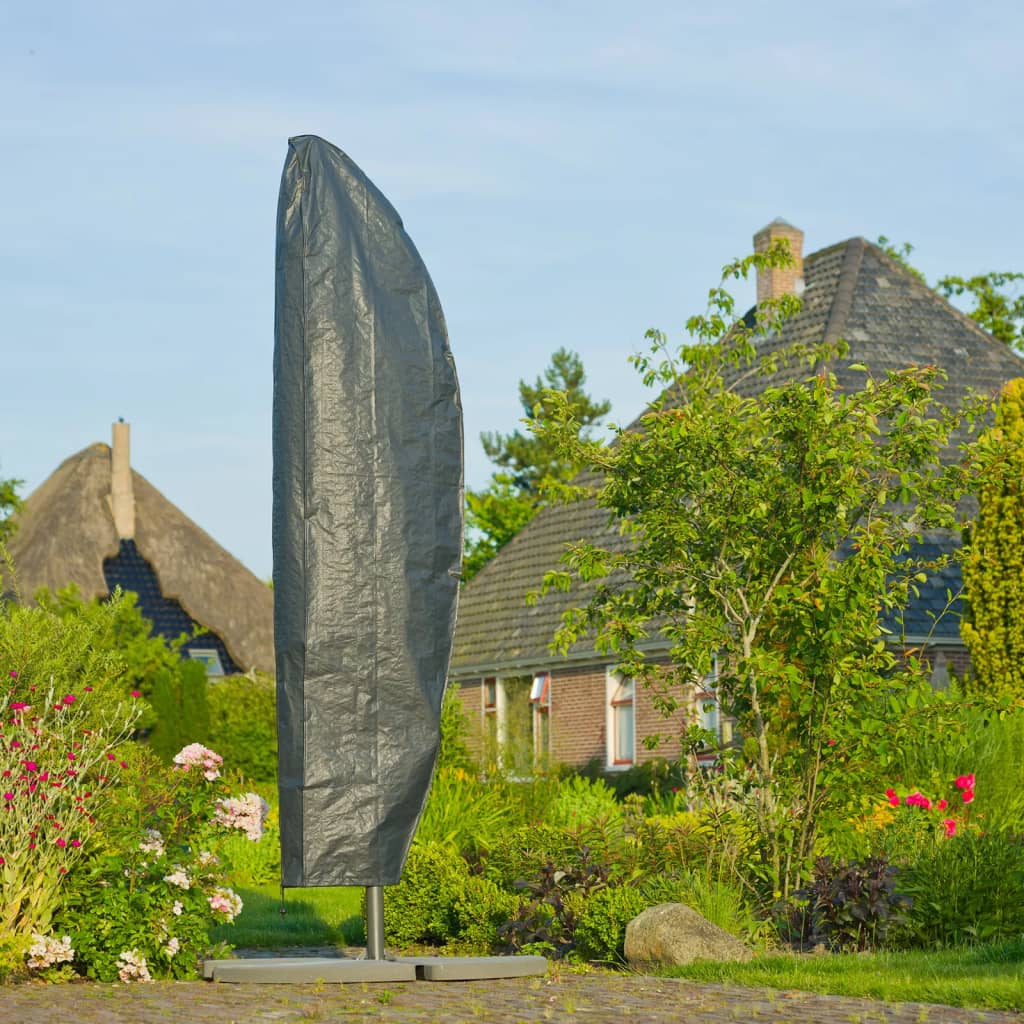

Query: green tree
left=876, top=236, right=1024, bottom=350
left=962, top=378, right=1024, bottom=700
left=936, top=272, right=1024, bottom=350
left=0, top=473, right=22, bottom=544
left=531, top=244, right=980, bottom=899
left=464, top=348, right=610, bottom=580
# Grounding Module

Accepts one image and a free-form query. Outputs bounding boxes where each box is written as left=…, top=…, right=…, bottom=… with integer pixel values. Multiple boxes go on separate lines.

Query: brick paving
left=1, top=966, right=1021, bottom=1024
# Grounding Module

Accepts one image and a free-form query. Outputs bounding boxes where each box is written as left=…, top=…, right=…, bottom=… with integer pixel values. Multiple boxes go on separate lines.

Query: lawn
left=211, top=883, right=365, bottom=949
left=666, top=941, right=1024, bottom=1011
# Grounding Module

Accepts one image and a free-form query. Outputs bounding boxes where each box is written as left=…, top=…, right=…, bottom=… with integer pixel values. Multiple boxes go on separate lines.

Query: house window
left=483, top=677, right=498, bottom=754
left=530, top=672, right=551, bottom=760
left=606, top=672, right=635, bottom=768
left=695, top=690, right=718, bottom=736
left=189, top=649, right=225, bottom=677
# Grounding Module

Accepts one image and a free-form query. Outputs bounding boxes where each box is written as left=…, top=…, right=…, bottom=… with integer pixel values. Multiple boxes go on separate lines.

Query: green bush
left=900, top=832, right=1024, bottom=948
left=573, top=885, right=650, bottom=963
left=438, top=684, right=475, bottom=774
left=384, top=841, right=469, bottom=948
left=147, top=659, right=212, bottom=764
left=205, top=674, right=278, bottom=783
left=546, top=775, right=623, bottom=831
left=416, top=767, right=516, bottom=853
left=449, top=874, right=518, bottom=955
left=796, top=855, right=911, bottom=952
left=475, top=824, right=578, bottom=889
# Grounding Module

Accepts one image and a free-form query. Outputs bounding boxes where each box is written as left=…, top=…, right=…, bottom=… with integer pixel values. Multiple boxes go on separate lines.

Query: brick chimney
left=110, top=420, right=135, bottom=539
left=753, top=218, right=804, bottom=303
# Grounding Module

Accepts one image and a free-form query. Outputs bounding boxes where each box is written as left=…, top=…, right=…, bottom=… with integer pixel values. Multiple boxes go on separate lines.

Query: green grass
left=211, top=884, right=365, bottom=948
left=664, top=940, right=1024, bottom=1010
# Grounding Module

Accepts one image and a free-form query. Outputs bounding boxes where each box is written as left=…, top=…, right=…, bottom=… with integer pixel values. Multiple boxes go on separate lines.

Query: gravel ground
left=1, top=962, right=1020, bottom=1024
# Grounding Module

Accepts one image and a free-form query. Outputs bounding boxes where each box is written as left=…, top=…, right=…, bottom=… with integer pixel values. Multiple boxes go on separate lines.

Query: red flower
left=955, top=774, right=975, bottom=791
left=937, top=799, right=947, bottom=810
left=942, top=818, right=957, bottom=838
left=962, top=789, right=975, bottom=804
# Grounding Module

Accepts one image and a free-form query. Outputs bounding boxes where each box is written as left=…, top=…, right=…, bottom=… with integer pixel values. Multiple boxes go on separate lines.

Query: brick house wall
left=453, top=662, right=694, bottom=771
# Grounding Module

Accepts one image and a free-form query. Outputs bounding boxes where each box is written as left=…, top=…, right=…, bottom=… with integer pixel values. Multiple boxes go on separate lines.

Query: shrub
left=900, top=832, right=1024, bottom=948
left=474, top=823, right=578, bottom=889
left=545, top=775, right=624, bottom=831
left=55, top=742, right=268, bottom=980
left=438, top=684, right=475, bottom=774
left=416, top=766, right=517, bottom=853
left=384, top=841, right=467, bottom=948
left=795, top=855, right=911, bottom=952
left=497, top=846, right=610, bottom=958
left=147, top=660, right=212, bottom=764
left=0, top=671, right=141, bottom=940
left=205, top=674, right=278, bottom=784
left=448, top=874, right=518, bottom=955
left=573, top=885, right=650, bottom=963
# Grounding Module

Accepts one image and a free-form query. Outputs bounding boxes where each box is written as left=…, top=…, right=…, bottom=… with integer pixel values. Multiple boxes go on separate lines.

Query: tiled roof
left=451, top=237, right=1024, bottom=677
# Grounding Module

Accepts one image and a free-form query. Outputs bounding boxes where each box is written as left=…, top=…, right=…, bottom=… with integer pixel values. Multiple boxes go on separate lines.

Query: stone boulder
left=624, top=903, right=752, bottom=969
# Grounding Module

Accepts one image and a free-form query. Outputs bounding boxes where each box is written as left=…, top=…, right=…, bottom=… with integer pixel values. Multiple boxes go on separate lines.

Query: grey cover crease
left=273, top=135, right=464, bottom=886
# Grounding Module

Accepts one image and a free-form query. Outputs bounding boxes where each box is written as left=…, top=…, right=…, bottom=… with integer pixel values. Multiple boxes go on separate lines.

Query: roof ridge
left=822, top=237, right=867, bottom=348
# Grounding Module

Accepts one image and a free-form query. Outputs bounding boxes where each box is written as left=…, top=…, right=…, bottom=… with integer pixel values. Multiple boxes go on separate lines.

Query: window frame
left=605, top=670, right=636, bottom=769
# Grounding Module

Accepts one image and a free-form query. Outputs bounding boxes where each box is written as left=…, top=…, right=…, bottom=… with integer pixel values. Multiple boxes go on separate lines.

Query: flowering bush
left=0, top=676, right=140, bottom=941
left=213, top=792, right=269, bottom=842
left=54, top=742, right=260, bottom=981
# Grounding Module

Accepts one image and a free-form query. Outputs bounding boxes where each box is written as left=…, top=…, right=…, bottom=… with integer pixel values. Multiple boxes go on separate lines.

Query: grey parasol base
left=202, top=954, right=547, bottom=984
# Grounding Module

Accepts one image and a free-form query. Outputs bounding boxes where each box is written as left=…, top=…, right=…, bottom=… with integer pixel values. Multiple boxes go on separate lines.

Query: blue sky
left=3, top=1, right=1022, bottom=579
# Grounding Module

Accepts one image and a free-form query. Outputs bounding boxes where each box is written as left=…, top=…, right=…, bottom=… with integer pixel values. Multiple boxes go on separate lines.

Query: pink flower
left=3, top=792, right=13, bottom=801
left=70, top=839, right=81, bottom=848
left=937, top=799, right=947, bottom=810
left=66, top=753, right=75, bottom=762
left=8, top=671, right=16, bottom=678
left=942, top=818, right=957, bottom=837
left=130, top=690, right=141, bottom=699
left=963, top=789, right=975, bottom=804
left=62, top=694, right=76, bottom=706
left=22, top=761, right=38, bottom=772
left=55, top=838, right=66, bottom=848
left=83, top=686, right=93, bottom=692
left=9, top=702, right=28, bottom=711
left=955, top=774, right=975, bottom=791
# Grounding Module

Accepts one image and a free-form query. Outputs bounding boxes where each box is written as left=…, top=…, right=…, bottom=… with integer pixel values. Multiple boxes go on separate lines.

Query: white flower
left=213, top=792, right=270, bottom=841
left=172, top=743, right=223, bottom=781
left=162, top=936, right=180, bottom=958
left=172, top=900, right=184, bottom=916
left=208, top=887, right=243, bottom=922
left=163, top=868, right=190, bottom=890
left=116, top=948, right=152, bottom=983
left=139, top=828, right=165, bottom=857
left=26, top=933, right=74, bottom=971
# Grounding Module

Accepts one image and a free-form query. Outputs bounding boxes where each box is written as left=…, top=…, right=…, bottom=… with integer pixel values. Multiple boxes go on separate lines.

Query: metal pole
left=365, top=886, right=385, bottom=960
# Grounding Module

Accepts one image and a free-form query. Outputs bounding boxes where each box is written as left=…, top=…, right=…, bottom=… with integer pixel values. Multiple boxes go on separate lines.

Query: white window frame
left=529, top=671, right=551, bottom=761
left=189, top=648, right=224, bottom=677
left=605, top=670, right=636, bottom=769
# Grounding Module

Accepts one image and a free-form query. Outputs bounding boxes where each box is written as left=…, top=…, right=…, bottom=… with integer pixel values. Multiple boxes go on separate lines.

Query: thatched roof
left=3, top=441, right=274, bottom=673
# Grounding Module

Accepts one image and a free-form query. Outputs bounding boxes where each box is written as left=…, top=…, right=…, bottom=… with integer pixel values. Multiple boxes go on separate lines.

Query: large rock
left=624, top=903, right=752, bottom=969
